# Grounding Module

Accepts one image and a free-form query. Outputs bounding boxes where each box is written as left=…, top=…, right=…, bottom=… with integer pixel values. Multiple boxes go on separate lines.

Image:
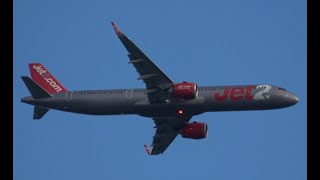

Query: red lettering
left=245, top=85, right=255, bottom=100
left=230, top=88, right=244, bottom=100
left=214, top=88, right=229, bottom=101
left=214, top=86, right=256, bottom=101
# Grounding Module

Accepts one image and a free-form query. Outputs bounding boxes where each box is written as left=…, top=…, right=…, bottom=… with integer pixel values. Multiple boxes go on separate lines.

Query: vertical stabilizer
left=21, top=76, right=52, bottom=99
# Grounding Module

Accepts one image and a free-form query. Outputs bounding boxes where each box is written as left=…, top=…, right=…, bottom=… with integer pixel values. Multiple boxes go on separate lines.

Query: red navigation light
left=178, top=110, right=184, bottom=114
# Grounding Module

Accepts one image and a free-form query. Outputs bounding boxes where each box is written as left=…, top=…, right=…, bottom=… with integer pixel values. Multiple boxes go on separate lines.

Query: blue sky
left=14, top=0, right=306, bottom=180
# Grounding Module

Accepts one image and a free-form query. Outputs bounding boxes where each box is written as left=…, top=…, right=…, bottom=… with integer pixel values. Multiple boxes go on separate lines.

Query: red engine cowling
left=169, top=82, right=198, bottom=99
left=182, top=122, right=208, bottom=139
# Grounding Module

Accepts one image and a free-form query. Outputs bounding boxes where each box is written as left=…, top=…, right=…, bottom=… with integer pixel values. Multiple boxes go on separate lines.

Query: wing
left=145, top=116, right=192, bottom=155
left=111, top=22, right=173, bottom=103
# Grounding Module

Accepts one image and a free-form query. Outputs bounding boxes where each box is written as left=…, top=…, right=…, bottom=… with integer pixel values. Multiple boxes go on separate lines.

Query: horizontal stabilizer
left=21, top=76, right=52, bottom=99
left=33, top=106, right=50, bottom=119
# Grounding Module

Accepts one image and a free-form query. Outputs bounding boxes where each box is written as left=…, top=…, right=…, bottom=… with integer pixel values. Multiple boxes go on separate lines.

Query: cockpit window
left=278, top=87, right=287, bottom=91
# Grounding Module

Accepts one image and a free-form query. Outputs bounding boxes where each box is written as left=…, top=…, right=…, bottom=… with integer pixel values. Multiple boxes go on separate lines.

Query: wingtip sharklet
left=111, top=21, right=122, bottom=35
left=144, top=144, right=152, bottom=155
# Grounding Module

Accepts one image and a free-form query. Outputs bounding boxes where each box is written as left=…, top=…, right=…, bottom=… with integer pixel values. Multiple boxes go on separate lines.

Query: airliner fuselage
left=22, top=85, right=298, bottom=118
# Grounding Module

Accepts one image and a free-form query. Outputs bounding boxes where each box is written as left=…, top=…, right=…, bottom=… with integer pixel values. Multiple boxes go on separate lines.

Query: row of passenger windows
left=278, top=88, right=287, bottom=91
left=79, top=87, right=258, bottom=95
left=200, top=86, right=269, bottom=90
left=80, top=92, right=122, bottom=95
left=199, top=87, right=251, bottom=91
left=79, top=90, right=146, bottom=95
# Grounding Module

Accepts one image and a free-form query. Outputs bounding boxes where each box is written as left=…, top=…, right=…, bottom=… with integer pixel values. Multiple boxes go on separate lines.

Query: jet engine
left=182, top=122, right=208, bottom=139
left=169, top=82, right=198, bottom=99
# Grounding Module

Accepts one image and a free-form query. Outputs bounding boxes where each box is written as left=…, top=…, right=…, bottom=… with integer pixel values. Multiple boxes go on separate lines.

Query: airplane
left=21, top=22, right=299, bottom=155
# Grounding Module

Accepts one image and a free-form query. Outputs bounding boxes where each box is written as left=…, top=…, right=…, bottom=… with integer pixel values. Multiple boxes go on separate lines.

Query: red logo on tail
left=29, top=63, right=67, bottom=94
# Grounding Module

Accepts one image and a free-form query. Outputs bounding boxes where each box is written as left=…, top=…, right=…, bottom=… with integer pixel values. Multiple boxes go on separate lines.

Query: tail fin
left=21, top=76, right=52, bottom=99
left=29, top=63, right=67, bottom=94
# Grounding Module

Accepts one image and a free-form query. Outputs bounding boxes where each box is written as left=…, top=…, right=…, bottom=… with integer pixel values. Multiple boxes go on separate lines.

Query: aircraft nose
left=286, top=93, right=299, bottom=106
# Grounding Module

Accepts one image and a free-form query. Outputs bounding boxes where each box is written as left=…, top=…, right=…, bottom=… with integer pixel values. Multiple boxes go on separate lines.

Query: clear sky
left=14, top=0, right=306, bottom=180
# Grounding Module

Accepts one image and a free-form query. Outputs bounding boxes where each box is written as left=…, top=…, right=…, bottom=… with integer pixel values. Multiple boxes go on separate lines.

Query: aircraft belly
left=63, top=95, right=137, bottom=115
left=204, top=98, right=274, bottom=111
left=132, top=102, right=205, bottom=117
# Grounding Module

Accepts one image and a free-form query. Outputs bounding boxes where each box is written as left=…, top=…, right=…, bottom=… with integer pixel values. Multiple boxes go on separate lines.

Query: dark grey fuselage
left=21, top=85, right=299, bottom=118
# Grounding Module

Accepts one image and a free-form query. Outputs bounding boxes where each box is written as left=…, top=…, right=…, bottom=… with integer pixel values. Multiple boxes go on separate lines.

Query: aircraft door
left=65, top=91, right=73, bottom=101
left=126, top=89, right=133, bottom=98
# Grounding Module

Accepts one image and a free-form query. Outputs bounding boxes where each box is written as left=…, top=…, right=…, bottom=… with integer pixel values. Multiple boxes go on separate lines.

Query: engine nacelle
left=182, top=122, right=208, bottom=139
left=169, top=82, right=198, bottom=99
